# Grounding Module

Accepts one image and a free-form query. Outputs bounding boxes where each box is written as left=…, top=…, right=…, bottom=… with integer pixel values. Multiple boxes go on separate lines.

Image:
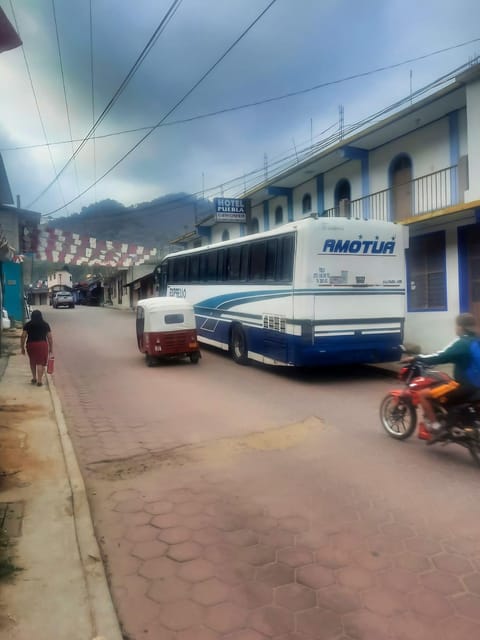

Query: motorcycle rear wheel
left=380, top=394, right=417, bottom=440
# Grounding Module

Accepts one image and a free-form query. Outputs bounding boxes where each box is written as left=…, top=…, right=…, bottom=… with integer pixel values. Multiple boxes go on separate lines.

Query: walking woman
left=20, top=310, right=53, bottom=386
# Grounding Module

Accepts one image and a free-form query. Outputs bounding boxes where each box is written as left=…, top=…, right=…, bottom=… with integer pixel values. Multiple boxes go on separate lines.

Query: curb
left=47, top=375, right=123, bottom=640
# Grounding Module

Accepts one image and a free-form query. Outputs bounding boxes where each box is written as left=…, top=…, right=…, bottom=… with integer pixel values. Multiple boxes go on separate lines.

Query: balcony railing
left=323, top=165, right=459, bottom=222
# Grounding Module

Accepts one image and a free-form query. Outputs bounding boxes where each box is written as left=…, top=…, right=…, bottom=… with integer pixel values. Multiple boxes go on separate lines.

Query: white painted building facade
left=47, top=268, right=73, bottom=290
left=170, top=62, right=480, bottom=353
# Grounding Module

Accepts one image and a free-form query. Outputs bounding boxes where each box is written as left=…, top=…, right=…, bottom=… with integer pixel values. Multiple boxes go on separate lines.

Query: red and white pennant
left=35, top=227, right=157, bottom=267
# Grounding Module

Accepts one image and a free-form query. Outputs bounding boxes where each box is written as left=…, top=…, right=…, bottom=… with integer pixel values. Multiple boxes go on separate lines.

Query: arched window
left=249, top=217, right=259, bottom=234
left=334, top=179, right=351, bottom=217
left=334, top=179, right=351, bottom=206
left=389, top=154, right=413, bottom=221
left=221, top=230, right=230, bottom=241
left=275, top=206, right=283, bottom=225
left=302, top=193, right=312, bottom=214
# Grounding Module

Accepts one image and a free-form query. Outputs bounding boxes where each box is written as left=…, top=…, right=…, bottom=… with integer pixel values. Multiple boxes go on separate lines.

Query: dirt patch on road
left=87, top=416, right=325, bottom=480
left=0, top=404, right=48, bottom=488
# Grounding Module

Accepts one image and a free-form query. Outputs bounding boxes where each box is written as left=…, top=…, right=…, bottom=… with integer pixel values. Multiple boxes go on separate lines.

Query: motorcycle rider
left=406, top=313, right=479, bottom=432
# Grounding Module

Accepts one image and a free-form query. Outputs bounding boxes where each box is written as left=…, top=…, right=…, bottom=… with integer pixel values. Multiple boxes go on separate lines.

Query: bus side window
left=240, top=245, right=249, bottom=281
left=266, top=239, right=277, bottom=280
left=173, top=257, right=186, bottom=283
left=217, top=249, right=226, bottom=281
left=207, top=251, right=218, bottom=281
left=199, top=253, right=208, bottom=282
left=249, top=241, right=266, bottom=280
left=167, top=259, right=174, bottom=283
left=189, top=254, right=199, bottom=282
left=227, top=246, right=241, bottom=280
left=277, top=235, right=294, bottom=281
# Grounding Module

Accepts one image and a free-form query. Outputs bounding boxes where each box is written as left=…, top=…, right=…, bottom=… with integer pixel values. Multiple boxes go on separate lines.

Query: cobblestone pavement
left=50, top=307, right=480, bottom=639
left=90, top=440, right=480, bottom=640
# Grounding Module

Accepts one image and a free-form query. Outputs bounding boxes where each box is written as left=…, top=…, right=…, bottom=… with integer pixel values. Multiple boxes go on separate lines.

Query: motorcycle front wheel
left=380, top=394, right=417, bottom=440
left=468, top=437, right=480, bottom=468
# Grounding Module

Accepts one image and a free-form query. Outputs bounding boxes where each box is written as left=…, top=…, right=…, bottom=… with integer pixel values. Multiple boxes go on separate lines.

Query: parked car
left=1, top=308, right=11, bottom=330
left=53, top=291, right=75, bottom=309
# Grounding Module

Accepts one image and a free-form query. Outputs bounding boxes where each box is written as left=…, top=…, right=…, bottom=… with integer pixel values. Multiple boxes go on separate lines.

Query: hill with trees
left=47, top=192, right=213, bottom=250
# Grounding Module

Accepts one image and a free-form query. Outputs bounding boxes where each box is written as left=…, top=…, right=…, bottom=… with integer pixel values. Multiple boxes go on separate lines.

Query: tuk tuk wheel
left=145, top=354, right=156, bottom=367
left=190, top=352, right=200, bottom=364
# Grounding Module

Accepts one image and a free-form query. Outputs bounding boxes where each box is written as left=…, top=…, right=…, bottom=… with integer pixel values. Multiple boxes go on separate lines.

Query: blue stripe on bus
left=195, top=318, right=402, bottom=366
left=198, top=288, right=405, bottom=311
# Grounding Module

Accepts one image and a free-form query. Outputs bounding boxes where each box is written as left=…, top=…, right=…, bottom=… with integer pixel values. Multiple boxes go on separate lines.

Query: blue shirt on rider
left=417, top=332, right=477, bottom=387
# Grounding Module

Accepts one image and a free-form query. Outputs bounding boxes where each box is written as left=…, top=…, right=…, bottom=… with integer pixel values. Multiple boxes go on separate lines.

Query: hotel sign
left=214, top=198, right=247, bottom=222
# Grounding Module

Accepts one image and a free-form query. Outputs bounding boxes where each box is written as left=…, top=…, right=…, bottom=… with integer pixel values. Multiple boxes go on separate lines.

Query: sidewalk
left=0, top=329, right=122, bottom=640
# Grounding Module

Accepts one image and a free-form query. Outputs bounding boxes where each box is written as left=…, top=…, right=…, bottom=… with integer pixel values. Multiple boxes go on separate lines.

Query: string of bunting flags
left=22, top=226, right=158, bottom=267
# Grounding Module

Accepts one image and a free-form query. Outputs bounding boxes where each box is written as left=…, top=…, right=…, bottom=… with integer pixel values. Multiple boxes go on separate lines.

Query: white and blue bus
left=154, top=215, right=408, bottom=366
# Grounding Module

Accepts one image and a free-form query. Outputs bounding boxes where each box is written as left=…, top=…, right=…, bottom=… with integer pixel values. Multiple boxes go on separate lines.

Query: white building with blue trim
left=171, top=61, right=480, bottom=354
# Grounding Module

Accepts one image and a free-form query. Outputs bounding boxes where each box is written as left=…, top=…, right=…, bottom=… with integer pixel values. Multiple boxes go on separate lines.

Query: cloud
left=0, top=0, right=478, bottom=217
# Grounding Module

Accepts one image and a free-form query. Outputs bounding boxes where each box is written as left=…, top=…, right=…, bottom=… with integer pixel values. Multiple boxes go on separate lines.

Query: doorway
left=390, top=155, right=412, bottom=221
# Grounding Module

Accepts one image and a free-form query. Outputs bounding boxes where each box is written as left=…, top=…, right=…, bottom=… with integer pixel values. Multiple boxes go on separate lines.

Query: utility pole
left=339, top=105, right=344, bottom=140
left=264, top=153, right=268, bottom=182
left=292, top=138, right=299, bottom=163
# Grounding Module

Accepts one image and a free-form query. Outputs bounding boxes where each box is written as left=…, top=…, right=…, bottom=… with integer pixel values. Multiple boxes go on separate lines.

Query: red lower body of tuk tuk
left=141, top=330, right=201, bottom=365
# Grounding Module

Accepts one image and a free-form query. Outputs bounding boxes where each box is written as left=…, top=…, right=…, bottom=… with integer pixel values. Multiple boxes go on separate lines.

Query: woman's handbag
left=47, top=354, right=55, bottom=374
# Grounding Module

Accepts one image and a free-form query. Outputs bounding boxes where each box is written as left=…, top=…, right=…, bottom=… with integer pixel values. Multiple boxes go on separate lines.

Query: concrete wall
left=0, top=209, right=19, bottom=250
left=211, top=223, right=241, bottom=244
left=465, top=78, right=480, bottom=201
left=369, top=118, right=450, bottom=195
left=2, top=261, right=24, bottom=321
left=47, top=270, right=73, bottom=289
left=323, top=160, right=363, bottom=210
left=403, top=214, right=474, bottom=353
left=293, top=178, right=316, bottom=216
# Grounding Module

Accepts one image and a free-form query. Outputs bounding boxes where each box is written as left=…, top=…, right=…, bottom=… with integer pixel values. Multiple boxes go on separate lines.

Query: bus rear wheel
left=230, top=324, right=249, bottom=365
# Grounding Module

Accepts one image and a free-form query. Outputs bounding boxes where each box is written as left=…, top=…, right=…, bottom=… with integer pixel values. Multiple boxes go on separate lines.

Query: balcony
left=323, top=165, right=459, bottom=222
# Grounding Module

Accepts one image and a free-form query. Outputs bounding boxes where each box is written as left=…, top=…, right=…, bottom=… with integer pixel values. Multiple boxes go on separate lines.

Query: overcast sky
left=0, top=0, right=479, bottom=218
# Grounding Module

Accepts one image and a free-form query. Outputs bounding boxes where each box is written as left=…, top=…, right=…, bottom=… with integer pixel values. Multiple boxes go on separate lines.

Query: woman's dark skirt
left=27, top=341, right=48, bottom=366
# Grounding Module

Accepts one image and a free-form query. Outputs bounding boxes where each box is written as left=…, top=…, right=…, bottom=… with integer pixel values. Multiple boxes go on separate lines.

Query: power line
left=8, top=0, right=70, bottom=213
left=4, top=35, right=479, bottom=154
left=89, top=0, right=97, bottom=202
left=44, top=59, right=470, bottom=224
left=26, top=0, right=184, bottom=209
left=233, top=62, right=471, bottom=197
left=44, top=120, right=339, bottom=225
left=51, top=0, right=80, bottom=196
left=45, top=0, right=280, bottom=216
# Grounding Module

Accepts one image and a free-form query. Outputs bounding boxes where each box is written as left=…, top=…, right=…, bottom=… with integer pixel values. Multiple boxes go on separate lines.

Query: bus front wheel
left=230, top=324, right=249, bottom=365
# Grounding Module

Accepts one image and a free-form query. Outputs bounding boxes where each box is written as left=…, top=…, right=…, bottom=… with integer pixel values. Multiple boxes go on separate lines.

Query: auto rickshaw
left=136, top=297, right=201, bottom=366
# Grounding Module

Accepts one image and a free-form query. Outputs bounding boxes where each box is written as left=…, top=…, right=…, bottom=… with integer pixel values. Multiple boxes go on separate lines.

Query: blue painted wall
left=1, top=261, right=24, bottom=321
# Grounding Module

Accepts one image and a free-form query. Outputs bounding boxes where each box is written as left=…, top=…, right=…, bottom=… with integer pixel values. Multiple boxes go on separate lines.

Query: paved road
left=48, top=305, right=480, bottom=640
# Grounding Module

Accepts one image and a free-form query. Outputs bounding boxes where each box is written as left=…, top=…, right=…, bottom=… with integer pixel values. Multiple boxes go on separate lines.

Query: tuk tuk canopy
left=136, top=297, right=196, bottom=332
